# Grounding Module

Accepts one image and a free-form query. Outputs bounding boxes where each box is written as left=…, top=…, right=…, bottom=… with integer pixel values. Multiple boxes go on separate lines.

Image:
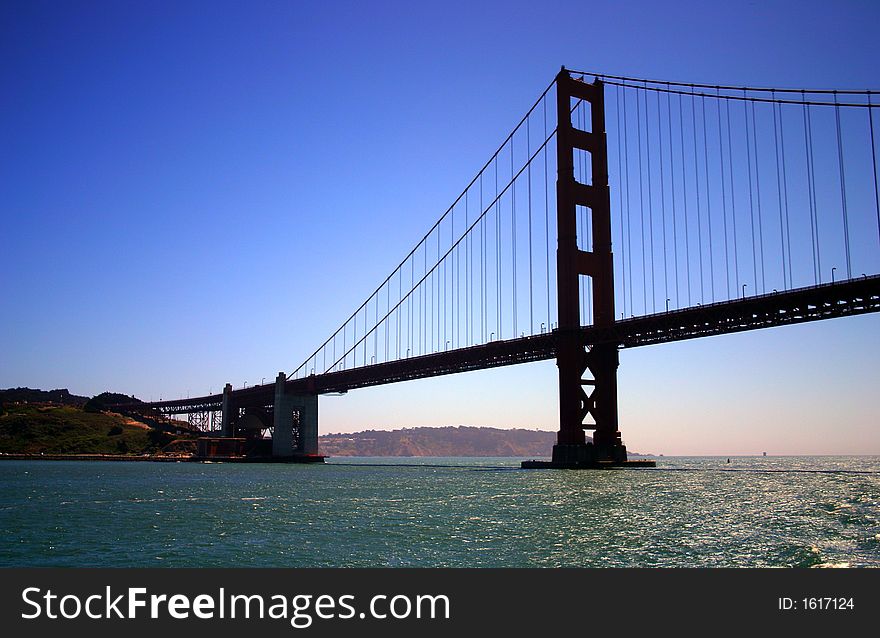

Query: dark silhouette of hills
left=319, top=426, right=574, bottom=457
left=0, top=387, right=88, bottom=407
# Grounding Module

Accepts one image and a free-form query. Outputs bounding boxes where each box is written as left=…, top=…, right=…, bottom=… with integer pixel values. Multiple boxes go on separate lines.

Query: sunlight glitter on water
left=0, top=456, right=878, bottom=567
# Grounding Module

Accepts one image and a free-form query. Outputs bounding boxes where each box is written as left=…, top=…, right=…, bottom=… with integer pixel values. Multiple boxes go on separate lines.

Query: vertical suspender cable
left=744, top=90, right=758, bottom=292
left=527, top=112, right=534, bottom=334
left=436, top=228, right=440, bottom=350
left=717, top=89, right=731, bottom=298
left=470, top=188, right=474, bottom=343
left=386, top=280, right=390, bottom=359
left=480, top=173, right=489, bottom=343
left=750, top=101, right=766, bottom=292
left=701, top=94, right=715, bottom=302
left=691, top=87, right=704, bottom=303
left=834, top=92, right=852, bottom=279
left=803, top=97, right=820, bottom=283
left=624, top=86, right=634, bottom=314
left=637, top=85, right=647, bottom=314
left=778, top=100, right=792, bottom=287
left=450, top=206, right=454, bottom=347
left=645, top=83, right=656, bottom=312
left=544, top=96, right=551, bottom=329
left=667, top=86, right=679, bottom=308
left=617, top=86, right=627, bottom=318
left=375, top=289, right=379, bottom=362
left=470, top=180, right=473, bottom=343
left=511, top=134, right=517, bottom=336
left=772, top=95, right=788, bottom=290
left=496, top=157, right=501, bottom=338
left=870, top=93, right=880, bottom=249
left=679, top=92, right=691, bottom=306
left=657, top=90, right=668, bottom=305
left=423, top=239, right=427, bottom=353
left=484, top=169, right=488, bottom=341
left=410, top=255, right=414, bottom=355
left=725, top=97, right=740, bottom=294
left=443, top=217, right=447, bottom=347
left=465, top=186, right=470, bottom=345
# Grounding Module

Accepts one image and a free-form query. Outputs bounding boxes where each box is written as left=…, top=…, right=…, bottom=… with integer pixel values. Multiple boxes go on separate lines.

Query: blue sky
left=2, top=0, right=878, bottom=454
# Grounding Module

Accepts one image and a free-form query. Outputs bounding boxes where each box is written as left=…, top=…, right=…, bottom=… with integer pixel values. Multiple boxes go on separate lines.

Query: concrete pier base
left=220, top=383, right=235, bottom=437
left=273, top=372, right=323, bottom=461
left=521, top=442, right=655, bottom=469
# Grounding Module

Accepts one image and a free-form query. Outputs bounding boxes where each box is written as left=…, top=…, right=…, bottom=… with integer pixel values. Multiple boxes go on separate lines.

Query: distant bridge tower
left=551, top=68, right=626, bottom=467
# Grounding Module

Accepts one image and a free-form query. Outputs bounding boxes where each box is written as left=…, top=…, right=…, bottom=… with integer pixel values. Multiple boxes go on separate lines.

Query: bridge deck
left=124, top=276, right=879, bottom=414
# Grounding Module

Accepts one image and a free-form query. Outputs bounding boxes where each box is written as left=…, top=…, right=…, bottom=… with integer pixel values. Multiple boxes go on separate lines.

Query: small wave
left=717, top=468, right=880, bottom=475
left=328, top=461, right=512, bottom=470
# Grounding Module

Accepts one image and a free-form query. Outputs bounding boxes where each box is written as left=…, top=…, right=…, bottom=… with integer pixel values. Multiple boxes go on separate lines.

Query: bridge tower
left=551, top=68, right=626, bottom=467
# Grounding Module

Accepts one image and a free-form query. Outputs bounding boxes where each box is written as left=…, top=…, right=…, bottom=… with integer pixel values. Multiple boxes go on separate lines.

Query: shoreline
left=0, top=453, right=326, bottom=464
left=0, top=453, right=192, bottom=462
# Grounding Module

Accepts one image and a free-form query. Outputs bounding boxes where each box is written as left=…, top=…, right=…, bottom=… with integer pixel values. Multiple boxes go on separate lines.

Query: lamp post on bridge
left=832, top=267, right=837, bottom=283
left=742, top=284, right=748, bottom=299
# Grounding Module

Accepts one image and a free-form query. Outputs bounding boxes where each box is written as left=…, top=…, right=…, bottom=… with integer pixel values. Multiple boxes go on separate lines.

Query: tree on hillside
left=84, top=392, right=141, bottom=413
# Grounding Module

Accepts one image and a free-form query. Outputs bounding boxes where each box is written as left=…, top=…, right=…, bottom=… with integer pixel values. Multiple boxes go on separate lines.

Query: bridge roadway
left=129, top=275, right=879, bottom=415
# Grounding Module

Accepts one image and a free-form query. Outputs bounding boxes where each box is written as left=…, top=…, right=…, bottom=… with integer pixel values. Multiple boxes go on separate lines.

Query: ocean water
left=1, top=456, right=878, bottom=568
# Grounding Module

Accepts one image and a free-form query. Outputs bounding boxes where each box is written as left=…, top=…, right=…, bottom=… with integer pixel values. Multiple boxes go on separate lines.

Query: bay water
left=1, top=456, right=878, bottom=567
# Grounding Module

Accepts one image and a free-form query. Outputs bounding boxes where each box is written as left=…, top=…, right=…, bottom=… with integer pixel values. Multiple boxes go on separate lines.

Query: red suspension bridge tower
left=525, top=68, right=652, bottom=468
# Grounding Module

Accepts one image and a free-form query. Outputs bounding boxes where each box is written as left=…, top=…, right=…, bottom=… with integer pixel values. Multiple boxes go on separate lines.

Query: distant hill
left=0, top=387, right=88, bottom=407
left=319, top=426, right=571, bottom=457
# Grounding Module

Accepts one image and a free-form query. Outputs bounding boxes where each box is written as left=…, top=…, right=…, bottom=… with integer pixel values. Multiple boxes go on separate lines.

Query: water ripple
left=0, top=456, right=877, bottom=567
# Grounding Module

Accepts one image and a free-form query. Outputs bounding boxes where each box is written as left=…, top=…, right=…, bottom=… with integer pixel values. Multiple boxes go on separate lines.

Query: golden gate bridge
left=115, top=67, right=880, bottom=467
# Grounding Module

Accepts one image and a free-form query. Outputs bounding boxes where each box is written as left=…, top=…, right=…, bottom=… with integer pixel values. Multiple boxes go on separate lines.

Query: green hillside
left=0, top=404, right=178, bottom=455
